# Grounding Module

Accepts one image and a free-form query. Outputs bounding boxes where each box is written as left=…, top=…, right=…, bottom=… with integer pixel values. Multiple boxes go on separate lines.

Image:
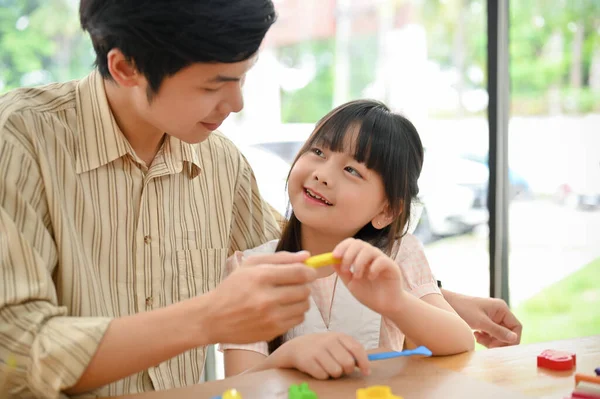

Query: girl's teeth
left=306, top=189, right=332, bottom=205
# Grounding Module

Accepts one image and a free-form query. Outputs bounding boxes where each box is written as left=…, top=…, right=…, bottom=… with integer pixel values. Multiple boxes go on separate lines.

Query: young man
left=0, top=0, right=521, bottom=397
left=0, top=1, right=317, bottom=397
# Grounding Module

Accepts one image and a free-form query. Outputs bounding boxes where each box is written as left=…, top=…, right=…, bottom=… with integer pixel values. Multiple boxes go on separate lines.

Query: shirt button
left=144, top=235, right=151, bottom=244
left=145, top=297, right=153, bottom=308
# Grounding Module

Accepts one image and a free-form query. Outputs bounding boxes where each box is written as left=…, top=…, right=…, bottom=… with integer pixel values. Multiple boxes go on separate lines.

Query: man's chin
left=172, top=129, right=213, bottom=144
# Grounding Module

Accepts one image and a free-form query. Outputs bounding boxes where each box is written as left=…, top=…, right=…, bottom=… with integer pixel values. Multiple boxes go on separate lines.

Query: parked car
left=413, top=148, right=489, bottom=243
left=242, top=140, right=489, bottom=244
left=461, top=152, right=531, bottom=200
left=555, top=183, right=600, bottom=209
left=554, top=155, right=600, bottom=210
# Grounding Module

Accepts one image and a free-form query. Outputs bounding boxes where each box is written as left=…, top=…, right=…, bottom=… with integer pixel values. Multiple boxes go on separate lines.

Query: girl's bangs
left=305, top=106, right=396, bottom=177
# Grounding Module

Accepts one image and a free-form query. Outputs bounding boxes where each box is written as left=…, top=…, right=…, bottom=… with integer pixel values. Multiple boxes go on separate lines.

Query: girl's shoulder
left=392, top=233, right=425, bottom=262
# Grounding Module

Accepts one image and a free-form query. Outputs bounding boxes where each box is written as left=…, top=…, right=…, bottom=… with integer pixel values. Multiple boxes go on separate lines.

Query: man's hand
left=203, top=251, right=316, bottom=344
left=443, top=290, right=522, bottom=348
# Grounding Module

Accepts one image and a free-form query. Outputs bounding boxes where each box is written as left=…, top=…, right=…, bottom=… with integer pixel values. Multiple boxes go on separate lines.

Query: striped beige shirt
left=0, top=71, right=279, bottom=398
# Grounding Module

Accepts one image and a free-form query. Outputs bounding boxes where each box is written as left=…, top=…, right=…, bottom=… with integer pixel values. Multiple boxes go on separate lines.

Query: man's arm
left=69, top=251, right=316, bottom=394
left=0, top=135, right=211, bottom=396
left=0, top=134, right=113, bottom=397
left=442, top=289, right=522, bottom=348
left=65, top=297, right=212, bottom=394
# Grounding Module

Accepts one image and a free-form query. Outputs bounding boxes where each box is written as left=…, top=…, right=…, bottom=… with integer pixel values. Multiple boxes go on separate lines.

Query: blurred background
left=2, top=0, right=598, bottom=378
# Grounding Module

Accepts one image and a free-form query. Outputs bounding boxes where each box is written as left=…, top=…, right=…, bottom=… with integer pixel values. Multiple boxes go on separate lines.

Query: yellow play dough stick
left=304, top=252, right=341, bottom=268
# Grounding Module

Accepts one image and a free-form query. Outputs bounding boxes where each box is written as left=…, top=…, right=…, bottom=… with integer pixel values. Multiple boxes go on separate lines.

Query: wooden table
left=114, top=335, right=600, bottom=399
left=428, top=335, right=600, bottom=399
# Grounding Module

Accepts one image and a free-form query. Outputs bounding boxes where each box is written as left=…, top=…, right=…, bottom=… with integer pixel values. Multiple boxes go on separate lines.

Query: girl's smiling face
left=280, top=99, right=424, bottom=256
left=287, top=127, right=391, bottom=239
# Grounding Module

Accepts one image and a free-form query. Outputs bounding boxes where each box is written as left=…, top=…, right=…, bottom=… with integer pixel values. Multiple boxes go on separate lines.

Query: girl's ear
left=371, top=204, right=396, bottom=230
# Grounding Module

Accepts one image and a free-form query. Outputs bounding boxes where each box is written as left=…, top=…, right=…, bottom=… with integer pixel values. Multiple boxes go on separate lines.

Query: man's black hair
left=80, top=0, right=276, bottom=94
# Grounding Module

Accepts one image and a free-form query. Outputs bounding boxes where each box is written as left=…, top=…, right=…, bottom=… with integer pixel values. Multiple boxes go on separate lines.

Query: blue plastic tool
left=367, top=345, right=432, bottom=361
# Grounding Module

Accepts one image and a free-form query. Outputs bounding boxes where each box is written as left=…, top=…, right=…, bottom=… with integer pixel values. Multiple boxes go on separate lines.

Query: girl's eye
left=345, top=166, right=363, bottom=178
left=311, top=148, right=325, bottom=157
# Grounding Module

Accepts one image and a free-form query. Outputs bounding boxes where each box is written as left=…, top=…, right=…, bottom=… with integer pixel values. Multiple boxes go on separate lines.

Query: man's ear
left=106, top=48, right=143, bottom=88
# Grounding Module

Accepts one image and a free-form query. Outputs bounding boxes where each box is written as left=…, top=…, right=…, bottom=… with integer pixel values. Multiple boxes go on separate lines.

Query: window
left=508, top=0, right=600, bottom=343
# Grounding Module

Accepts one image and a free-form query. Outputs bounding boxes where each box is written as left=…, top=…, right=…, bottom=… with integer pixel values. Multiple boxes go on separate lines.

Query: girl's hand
left=274, top=332, right=370, bottom=379
left=332, top=238, right=407, bottom=316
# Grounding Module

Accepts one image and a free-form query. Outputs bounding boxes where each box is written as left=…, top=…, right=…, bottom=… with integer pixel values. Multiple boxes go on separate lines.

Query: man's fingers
left=474, top=331, right=513, bottom=348
left=487, top=340, right=511, bottom=349
left=272, top=284, right=312, bottom=306
left=262, top=264, right=317, bottom=286
left=480, top=315, right=518, bottom=344
left=260, top=309, right=306, bottom=340
left=244, top=250, right=310, bottom=266
left=474, top=331, right=493, bottom=347
left=276, top=315, right=306, bottom=337
left=502, top=310, right=522, bottom=329
left=498, top=311, right=522, bottom=344
left=504, top=330, right=519, bottom=343
left=278, top=297, right=311, bottom=318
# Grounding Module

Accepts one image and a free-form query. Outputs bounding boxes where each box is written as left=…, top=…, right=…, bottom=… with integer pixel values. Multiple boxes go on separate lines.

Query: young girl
left=220, top=99, right=474, bottom=379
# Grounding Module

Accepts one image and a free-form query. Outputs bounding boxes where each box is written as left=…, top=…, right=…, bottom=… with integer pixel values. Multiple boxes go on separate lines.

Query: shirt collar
left=75, top=70, right=201, bottom=177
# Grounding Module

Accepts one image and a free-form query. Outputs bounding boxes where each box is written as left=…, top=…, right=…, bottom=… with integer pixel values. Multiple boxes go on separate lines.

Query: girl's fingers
left=315, top=349, right=344, bottom=379
left=352, top=248, right=377, bottom=279
left=339, top=336, right=370, bottom=376
left=339, top=241, right=361, bottom=273
left=368, top=256, right=394, bottom=280
left=303, top=359, right=330, bottom=380
left=328, top=340, right=359, bottom=376
left=332, top=238, right=354, bottom=258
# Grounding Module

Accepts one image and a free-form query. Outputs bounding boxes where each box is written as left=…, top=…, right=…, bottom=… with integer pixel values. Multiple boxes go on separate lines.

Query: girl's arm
left=332, top=236, right=474, bottom=356
left=224, top=349, right=275, bottom=377
left=384, top=234, right=474, bottom=355
left=224, top=333, right=370, bottom=379
left=384, top=292, right=474, bottom=355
